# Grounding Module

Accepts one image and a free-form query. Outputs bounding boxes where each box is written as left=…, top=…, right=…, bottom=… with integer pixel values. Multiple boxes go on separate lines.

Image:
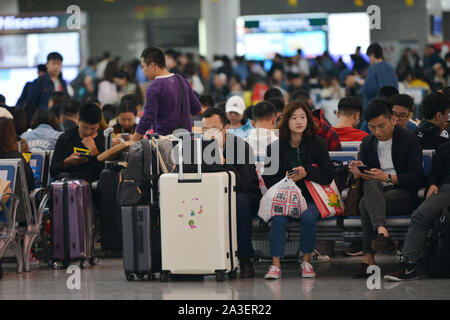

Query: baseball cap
left=0, top=107, right=13, bottom=120
left=225, top=95, right=246, bottom=115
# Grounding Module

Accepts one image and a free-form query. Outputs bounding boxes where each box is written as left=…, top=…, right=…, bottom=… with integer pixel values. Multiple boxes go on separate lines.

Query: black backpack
left=117, top=139, right=157, bottom=206
left=427, top=207, right=450, bottom=278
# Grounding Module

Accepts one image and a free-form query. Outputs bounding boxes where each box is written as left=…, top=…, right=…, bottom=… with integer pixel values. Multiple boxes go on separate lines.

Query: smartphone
left=79, top=154, right=95, bottom=159
left=357, top=165, right=371, bottom=173
left=288, top=169, right=298, bottom=176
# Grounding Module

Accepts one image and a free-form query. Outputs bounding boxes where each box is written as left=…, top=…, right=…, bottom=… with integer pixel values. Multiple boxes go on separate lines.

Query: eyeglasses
left=392, top=112, right=409, bottom=119
left=202, top=126, right=225, bottom=134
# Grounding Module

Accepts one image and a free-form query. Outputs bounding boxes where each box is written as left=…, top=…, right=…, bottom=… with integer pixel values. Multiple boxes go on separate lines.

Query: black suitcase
left=122, top=205, right=161, bottom=281
left=121, top=135, right=162, bottom=281
left=98, top=167, right=123, bottom=253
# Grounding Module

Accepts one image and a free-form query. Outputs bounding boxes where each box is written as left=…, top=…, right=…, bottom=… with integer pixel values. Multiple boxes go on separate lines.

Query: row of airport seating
left=252, top=140, right=436, bottom=261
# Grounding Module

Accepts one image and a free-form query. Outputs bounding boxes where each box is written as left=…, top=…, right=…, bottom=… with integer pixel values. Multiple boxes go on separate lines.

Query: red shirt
left=333, top=127, right=369, bottom=142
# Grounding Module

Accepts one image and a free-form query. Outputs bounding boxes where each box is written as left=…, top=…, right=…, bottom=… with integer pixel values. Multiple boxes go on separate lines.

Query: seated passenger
left=0, top=111, right=35, bottom=192
left=0, top=112, right=36, bottom=280
left=262, top=101, right=334, bottom=279
left=7, top=106, right=30, bottom=153
left=111, top=97, right=137, bottom=145
left=415, top=92, right=450, bottom=150
left=333, top=97, right=368, bottom=257
left=201, top=107, right=261, bottom=279
left=360, top=85, right=399, bottom=134
left=21, top=109, right=63, bottom=151
left=108, top=93, right=142, bottom=127
left=225, top=96, right=254, bottom=139
left=389, top=94, right=417, bottom=132
left=291, top=89, right=342, bottom=151
left=349, top=99, right=424, bottom=278
left=385, top=140, right=450, bottom=281
left=50, top=103, right=105, bottom=183
left=245, top=101, right=279, bottom=194
left=192, top=94, right=215, bottom=130
left=59, top=99, right=81, bottom=132
left=333, top=97, right=369, bottom=142
left=265, top=97, right=285, bottom=125
left=291, top=89, right=341, bottom=260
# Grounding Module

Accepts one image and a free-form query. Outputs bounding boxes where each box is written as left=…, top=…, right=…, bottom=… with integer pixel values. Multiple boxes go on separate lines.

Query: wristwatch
left=386, top=174, right=393, bottom=184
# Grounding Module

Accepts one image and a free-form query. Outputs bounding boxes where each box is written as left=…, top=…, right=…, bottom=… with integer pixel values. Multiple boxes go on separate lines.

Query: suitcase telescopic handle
left=104, top=127, right=114, bottom=151
left=149, top=137, right=160, bottom=204
left=178, top=133, right=202, bottom=182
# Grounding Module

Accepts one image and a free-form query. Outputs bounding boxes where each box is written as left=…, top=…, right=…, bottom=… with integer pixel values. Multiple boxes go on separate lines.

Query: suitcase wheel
left=80, top=259, right=90, bottom=269
left=52, top=261, right=63, bottom=270
left=126, top=273, right=135, bottom=281
left=89, top=258, right=99, bottom=266
left=216, top=271, right=225, bottom=283
left=148, top=273, right=156, bottom=281
left=136, top=273, right=146, bottom=280
left=160, top=271, right=170, bottom=282
left=228, top=269, right=237, bottom=280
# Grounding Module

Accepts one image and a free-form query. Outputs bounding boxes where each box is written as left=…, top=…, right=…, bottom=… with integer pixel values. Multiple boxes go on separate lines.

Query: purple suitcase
left=50, top=179, right=97, bottom=269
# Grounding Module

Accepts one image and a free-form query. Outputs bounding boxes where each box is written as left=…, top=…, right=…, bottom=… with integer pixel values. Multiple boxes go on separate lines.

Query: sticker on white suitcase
left=179, top=197, right=204, bottom=230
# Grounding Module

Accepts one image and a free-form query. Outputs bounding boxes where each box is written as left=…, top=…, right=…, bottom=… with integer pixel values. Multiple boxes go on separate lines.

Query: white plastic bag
left=257, top=177, right=308, bottom=223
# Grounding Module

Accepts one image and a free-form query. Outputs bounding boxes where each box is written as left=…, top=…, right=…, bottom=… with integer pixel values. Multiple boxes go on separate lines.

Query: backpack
left=427, top=206, right=450, bottom=278
left=70, top=69, right=87, bottom=98
left=117, top=139, right=156, bottom=206
left=16, top=76, right=46, bottom=108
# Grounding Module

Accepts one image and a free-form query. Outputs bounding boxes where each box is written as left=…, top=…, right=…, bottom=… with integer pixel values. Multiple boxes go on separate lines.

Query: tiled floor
left=0, top=254, right=449, bottom=300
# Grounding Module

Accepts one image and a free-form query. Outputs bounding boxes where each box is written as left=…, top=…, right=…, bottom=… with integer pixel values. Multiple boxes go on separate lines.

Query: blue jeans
left=269, top=201, right=320, bottom=257
left=236, top=192, right=260, bottom=259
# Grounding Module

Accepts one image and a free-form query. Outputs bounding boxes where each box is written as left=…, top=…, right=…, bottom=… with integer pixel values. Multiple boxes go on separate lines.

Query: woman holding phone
left=262, top=101, right=334, bottom=280
left=112, top=98, right=137, bottom=145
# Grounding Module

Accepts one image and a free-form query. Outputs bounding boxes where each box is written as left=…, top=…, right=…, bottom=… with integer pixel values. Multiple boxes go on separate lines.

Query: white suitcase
left=159, top=135, right=238, bottom=282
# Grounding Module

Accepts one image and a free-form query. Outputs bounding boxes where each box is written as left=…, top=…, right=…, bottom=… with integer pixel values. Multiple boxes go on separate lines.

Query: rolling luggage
left=122, top=205, right=161, bottom=281
left=98, top=128, right=124, bottom=253
left=98, top=167, right=123, bottom=253
left=121, top=136, right=162, bottom=281
left=159, top=135, right=238, bottom=282
left=50, top=179, right=97, bottom=269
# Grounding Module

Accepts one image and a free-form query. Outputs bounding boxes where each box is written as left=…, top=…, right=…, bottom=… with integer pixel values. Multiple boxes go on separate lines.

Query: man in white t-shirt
left=348, top=99, right=424, bottom=279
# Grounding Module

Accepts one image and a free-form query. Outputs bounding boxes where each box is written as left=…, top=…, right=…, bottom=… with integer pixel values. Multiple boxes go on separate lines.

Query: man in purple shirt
left=131, top=46, right=201, bottom=141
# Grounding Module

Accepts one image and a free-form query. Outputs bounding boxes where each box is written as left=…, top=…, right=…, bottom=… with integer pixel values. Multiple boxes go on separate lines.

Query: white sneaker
left=264, top=265, right=281, bottom=280
left=301, top=262, right=316, bottom=278
left=311, top=249, right=331, bottom=263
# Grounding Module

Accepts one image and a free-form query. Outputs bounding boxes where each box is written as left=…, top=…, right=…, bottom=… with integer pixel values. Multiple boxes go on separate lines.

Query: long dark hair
left=0, top=118, right=18, bottom=153
left=30, top=109, right=60, bottom=130
left=278, top=101, right=318, bottom=141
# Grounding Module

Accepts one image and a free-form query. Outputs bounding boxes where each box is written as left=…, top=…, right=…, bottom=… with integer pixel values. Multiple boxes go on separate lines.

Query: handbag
left=343, top=175, right=363, bottom=217
left=304, top=163, right=345, bottom=219
left=305, top=179, right=344, bottom=219
left=258, top=177, right=308, bottom=223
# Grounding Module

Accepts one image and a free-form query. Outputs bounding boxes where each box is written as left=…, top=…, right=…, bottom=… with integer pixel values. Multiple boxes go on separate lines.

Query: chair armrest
left=29, top=188, right=50, bottom=226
